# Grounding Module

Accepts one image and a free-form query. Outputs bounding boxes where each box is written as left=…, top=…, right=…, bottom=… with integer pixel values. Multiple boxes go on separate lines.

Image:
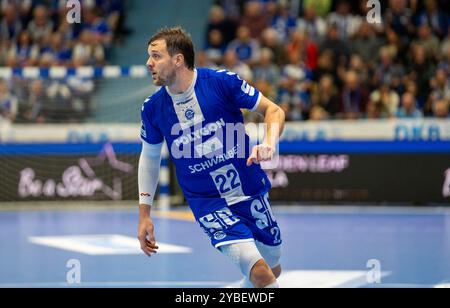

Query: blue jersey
left=140, top=68, right=271, bottom=219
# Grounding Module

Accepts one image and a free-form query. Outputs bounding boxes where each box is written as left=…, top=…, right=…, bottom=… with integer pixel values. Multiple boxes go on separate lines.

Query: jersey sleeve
left=219, top=71, right=261, bottom=111
left=140, top=97, right=164, bottom=145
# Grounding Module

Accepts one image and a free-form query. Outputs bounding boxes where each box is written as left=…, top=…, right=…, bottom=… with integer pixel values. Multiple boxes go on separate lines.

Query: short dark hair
left=148, top=27, right=195, bottom=70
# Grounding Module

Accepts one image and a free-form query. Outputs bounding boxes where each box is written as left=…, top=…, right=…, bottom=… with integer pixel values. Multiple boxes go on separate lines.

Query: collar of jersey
left=165, top=68, right=198, bottom=101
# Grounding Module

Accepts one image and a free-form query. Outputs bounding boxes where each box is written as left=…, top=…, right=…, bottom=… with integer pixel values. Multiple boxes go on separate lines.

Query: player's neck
left=167, top=68, right=195, bottom=95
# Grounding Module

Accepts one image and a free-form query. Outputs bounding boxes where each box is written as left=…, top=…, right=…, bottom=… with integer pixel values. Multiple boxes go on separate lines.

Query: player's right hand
left=137, top=217, right=159, bottom=257
left=247, top=144, right=274, bottom=166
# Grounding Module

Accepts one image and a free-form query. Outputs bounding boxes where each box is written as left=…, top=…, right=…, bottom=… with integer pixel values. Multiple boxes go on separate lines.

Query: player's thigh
left=231, top=193, right=282, bottom=247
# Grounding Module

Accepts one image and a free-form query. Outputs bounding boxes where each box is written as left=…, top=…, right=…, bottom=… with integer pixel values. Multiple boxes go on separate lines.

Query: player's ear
left=174, top=53, right=184, bottom=68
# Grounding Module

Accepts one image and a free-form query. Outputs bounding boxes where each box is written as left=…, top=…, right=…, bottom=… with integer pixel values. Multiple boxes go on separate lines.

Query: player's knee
left=272, top=264, right=282, bottom=278
left=249, top=259, right=276, bottom=288
left=255, top=241, right=282, bottom=269
left=219, top=241, right=263, bottom=278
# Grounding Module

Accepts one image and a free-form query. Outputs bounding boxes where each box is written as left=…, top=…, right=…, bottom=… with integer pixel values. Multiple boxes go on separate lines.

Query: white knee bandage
left=255, top=241, right=281, bottom=269
left=219, top=241, right=263, bottom=277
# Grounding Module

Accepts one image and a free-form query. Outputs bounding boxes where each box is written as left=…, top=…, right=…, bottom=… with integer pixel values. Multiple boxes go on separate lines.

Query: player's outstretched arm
left=137, top=141, right=163, bottom=256
left=247, top=94, right=285, bottom=166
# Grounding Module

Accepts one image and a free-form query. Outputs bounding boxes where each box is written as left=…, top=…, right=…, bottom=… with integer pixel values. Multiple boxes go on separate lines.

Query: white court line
left=1, top=281, right=441, bottom=288
left=29, top=234, right=192, bottom=255
left=5, top=272, right=446, bottom=289
left=0, top=281, right=229, bottom=288
left=272, top=205, right=450, bottom=216
left=226, top=270, right=391, bottom=288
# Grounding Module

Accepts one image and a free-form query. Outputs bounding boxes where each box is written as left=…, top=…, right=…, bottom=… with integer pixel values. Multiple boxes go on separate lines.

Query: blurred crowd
left=0, top=0, right=130, bottom=123
left=199, top=0, right=450, bottom=121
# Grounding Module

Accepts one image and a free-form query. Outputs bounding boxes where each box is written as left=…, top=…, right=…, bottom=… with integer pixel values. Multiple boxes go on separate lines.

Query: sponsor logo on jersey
left=194, top=137, right=224, bottom=157
left=140, top=193, right=151, bottom=197
left=140, top=121, right=147, bottom=138
left=176, top=97, right=194, bottom=106
left=173, top=118, right=226, bottom=147
left=189, top=146, right=238, bottom=174
left=213, top=231, right=227, bottom=240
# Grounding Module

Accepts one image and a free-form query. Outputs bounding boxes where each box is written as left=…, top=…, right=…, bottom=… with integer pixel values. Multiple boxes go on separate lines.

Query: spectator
left=366, top=99, right=383, bottom=119
left=296, top=5, right=327, bottom=44
left=7, top=30, right=40, bottom=67
left=385, top=28, right=403, bottom=59
left=432, top=98, right=449, bottom=118
left=196, top=50, right=218, bottom=69
left=57, top=14, right=82, bottom=43
left=384, top=0, right=415, bottom=45
left=277, top=53, right=312, bottom=121
left=83, top=7, right=113, bottom=47
left=311, top=74, right=340, bottom=116
left=0, top=80, right=18, bottom=123
left=72, top=30, right=105, bottom=66
left=415, top=0, right=448, bottom=39
left=0, top=40, right=13, bottom=65
left=372, top=46, right=405, bottom=91
left=206, top=5, right=237, bottom=46
left=209, top=0, right=448, bottom=121
left=0, top=0, right=131, bottom=124
left=252, top=47, right=280, bottom=100
left=270, top=2, right=297, bottom=43
left=320, top=23, right=350, bottom=67
left=302, top=0, right=332, bottom=18
left=214, top=0, right=244, bottom=21
left=430, top=68, right=450, bottom=101
left=227, top=25, right=261, bottom=66
left=338, top=70, right=369, bottom=119
left=407, top=44, right=436, bottom=107
left=204, top=29, right=227, bottom=66
left=369, top=83, right=400, bottom=118
left=309, top=105, right=329, bottom=121
left=313, top=49, right=338, bottom=84
left=412, top=23, right=440, bottom=60
left=222, top=49, right=253, bottom=82
left=439, top=26, right=450, bottom=60
left=96, top=0, right=130, bottom=42
left=27, top=5, right=53, bottom=44
left=17, top=79, right=46, bottom=123
left=0, top=4, right=22, bottom=41
left=349, top=22, right=384, bottom=64
left=327, top=0, right=361, bottom=41
left=348, top=54, right=369, bottom=86
left=260, top=27, right=288, bottom=66
left=286, top=30, right=318, bottom=71
left=396, top=92, right=423, bottom=118
left=239, top=1, right=268, bottom=40
left=40, top=32, right=72, bottom=66
left=253, top=47, right=279, bottom=80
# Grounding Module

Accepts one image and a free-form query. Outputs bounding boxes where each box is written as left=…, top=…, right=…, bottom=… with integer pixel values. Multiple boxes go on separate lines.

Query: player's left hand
left=247, top=144, right=274, bottom=166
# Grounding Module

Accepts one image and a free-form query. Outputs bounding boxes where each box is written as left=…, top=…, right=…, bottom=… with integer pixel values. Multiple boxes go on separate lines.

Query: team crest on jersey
left=172, top=91, right=205, bottom=129
left=185, top=109, right=195, bottom=121
left=213, top=231, right=227, bottom=240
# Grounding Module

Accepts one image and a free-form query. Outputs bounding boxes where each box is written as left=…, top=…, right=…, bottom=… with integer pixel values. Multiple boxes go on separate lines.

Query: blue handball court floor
left=1, top=202, right=450, bottom=288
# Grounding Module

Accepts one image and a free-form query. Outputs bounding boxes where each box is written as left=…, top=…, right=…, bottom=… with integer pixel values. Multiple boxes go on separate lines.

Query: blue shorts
left=197, top=193, right=282, bottom=249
